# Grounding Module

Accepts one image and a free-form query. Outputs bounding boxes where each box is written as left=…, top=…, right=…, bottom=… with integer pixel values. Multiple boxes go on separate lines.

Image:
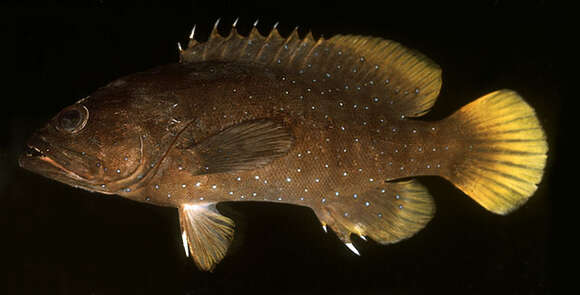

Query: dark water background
left=1, top=1, right=567, bottom=294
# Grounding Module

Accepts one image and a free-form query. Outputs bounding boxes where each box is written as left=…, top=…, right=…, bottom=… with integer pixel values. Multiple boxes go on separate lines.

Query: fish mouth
left=20, top=145, right=86, bottom=181
left=18, top=136, right=101, bottom=191
left=19, top=134, right=147, bottom=194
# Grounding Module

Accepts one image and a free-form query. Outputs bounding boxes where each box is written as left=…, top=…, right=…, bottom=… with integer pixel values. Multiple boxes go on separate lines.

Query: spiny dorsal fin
left=181, top=20, right=442, bottom=118
left=179, top=203, right=235, bottom=271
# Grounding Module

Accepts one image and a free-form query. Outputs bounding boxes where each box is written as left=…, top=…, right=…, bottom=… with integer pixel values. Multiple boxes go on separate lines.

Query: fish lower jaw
left=21, top=144, right=88, bottom=182
left=40, top=156, right=86, bottom=181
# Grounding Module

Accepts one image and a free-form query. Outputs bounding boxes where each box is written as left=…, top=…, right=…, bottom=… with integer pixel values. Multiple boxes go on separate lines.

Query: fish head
left=19, top=89, right=152, bottom=194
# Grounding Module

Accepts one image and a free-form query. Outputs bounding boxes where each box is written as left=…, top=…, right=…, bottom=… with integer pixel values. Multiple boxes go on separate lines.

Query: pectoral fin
left=193, top=119, right=294, bottom=174
left=178, top=203, right=235, bottom=271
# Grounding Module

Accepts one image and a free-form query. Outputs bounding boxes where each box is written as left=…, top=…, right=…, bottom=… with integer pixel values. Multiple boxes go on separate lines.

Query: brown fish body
left=126, top=61, right=449, bottom=205
left=19, top=23, right=547, bottom=271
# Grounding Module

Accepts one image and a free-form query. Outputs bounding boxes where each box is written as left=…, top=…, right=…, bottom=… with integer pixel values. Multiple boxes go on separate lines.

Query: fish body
left=19, top=22, right=547, bottom=271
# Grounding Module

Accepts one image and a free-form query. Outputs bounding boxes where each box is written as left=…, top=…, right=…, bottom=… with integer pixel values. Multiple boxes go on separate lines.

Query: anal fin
left=317, top=180, right=435, bottom=247
left=179, top=203, right=235, bottom=271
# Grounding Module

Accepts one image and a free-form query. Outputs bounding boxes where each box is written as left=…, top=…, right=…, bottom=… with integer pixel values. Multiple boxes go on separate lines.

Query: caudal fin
left=445, top=90, right=548, bottom=215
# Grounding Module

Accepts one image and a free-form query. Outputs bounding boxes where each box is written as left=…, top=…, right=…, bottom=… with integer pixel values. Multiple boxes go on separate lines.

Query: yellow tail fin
left=445, top=90, right=548, bottom=215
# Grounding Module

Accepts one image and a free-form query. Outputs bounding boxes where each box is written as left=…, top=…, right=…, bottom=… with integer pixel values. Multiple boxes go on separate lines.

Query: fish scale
left=19, top=21, right=547, bottom=272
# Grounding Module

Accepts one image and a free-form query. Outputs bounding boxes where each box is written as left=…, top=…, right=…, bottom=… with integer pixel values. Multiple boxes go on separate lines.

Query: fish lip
left=19, top=143, right=88, bottom=182
left=19, top=132, right=101, bottom=188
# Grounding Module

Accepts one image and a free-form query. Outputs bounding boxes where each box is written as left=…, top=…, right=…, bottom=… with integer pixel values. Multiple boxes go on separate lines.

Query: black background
left=0, top=1, right=567, bottom=294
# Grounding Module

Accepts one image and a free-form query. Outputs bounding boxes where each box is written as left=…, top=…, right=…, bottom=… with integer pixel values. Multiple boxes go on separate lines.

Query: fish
left=18, top=20, right=548, bottom=272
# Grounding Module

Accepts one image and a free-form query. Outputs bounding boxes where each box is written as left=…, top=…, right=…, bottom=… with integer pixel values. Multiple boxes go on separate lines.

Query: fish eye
left=55, top=104, right=89, bottom=134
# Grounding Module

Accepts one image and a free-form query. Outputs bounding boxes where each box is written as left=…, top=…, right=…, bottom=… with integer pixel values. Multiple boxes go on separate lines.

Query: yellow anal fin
left=445, top=90, right=548, bottom=214
left=317, top=180, right=435, bottom=247
left=179, top=203, right=235, bottom=271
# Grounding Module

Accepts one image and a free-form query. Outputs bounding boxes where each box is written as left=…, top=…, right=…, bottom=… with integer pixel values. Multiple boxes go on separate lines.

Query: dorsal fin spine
left=293, top=32, right=318, bottom=69
left=281, top=27, right=303, bottom=66
left=303, top=37, right=324, bottom=65
left=232, top=30, right=250, bottom=60
left=266, top=30, right=287, bottom=67
left=218, top=27, right=239, bottom=59
left=211, top=18, right=221, bottom=37
left=254, top=28, right=277, bottom=62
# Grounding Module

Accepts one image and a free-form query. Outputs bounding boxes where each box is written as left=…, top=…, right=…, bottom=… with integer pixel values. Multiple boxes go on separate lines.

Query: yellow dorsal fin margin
left=180, top=22, right=442, bottom=118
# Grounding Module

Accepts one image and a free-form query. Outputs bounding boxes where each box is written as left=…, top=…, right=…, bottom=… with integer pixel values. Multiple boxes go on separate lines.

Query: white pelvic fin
left=181, top=230, right=190, bottom=257
left=179, top=203, right=235, bottom=271
left=322, top=224, right=328, bottom=233
left=359, top=235, right=367, bottom=241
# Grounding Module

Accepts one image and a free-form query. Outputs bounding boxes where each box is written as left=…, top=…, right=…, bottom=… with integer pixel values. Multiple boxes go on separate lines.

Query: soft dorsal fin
left=191, top=119, right=293, bottom=174
left=181, top=21, right=442, bottom=118
left=179, top=203, right=235, bottom=271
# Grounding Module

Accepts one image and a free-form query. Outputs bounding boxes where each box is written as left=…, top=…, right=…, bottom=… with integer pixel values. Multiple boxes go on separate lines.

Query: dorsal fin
left=181, top=21, right=442, bottom=118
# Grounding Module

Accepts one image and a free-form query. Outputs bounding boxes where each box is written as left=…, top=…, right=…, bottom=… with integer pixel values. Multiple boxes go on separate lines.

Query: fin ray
left=444, top=90, right=548, bottom=214
left=315, top=180, right=435, bottom=245
left=179, top=203, right=235, bottom=271
left=191, top=119, right=293, bottom=174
